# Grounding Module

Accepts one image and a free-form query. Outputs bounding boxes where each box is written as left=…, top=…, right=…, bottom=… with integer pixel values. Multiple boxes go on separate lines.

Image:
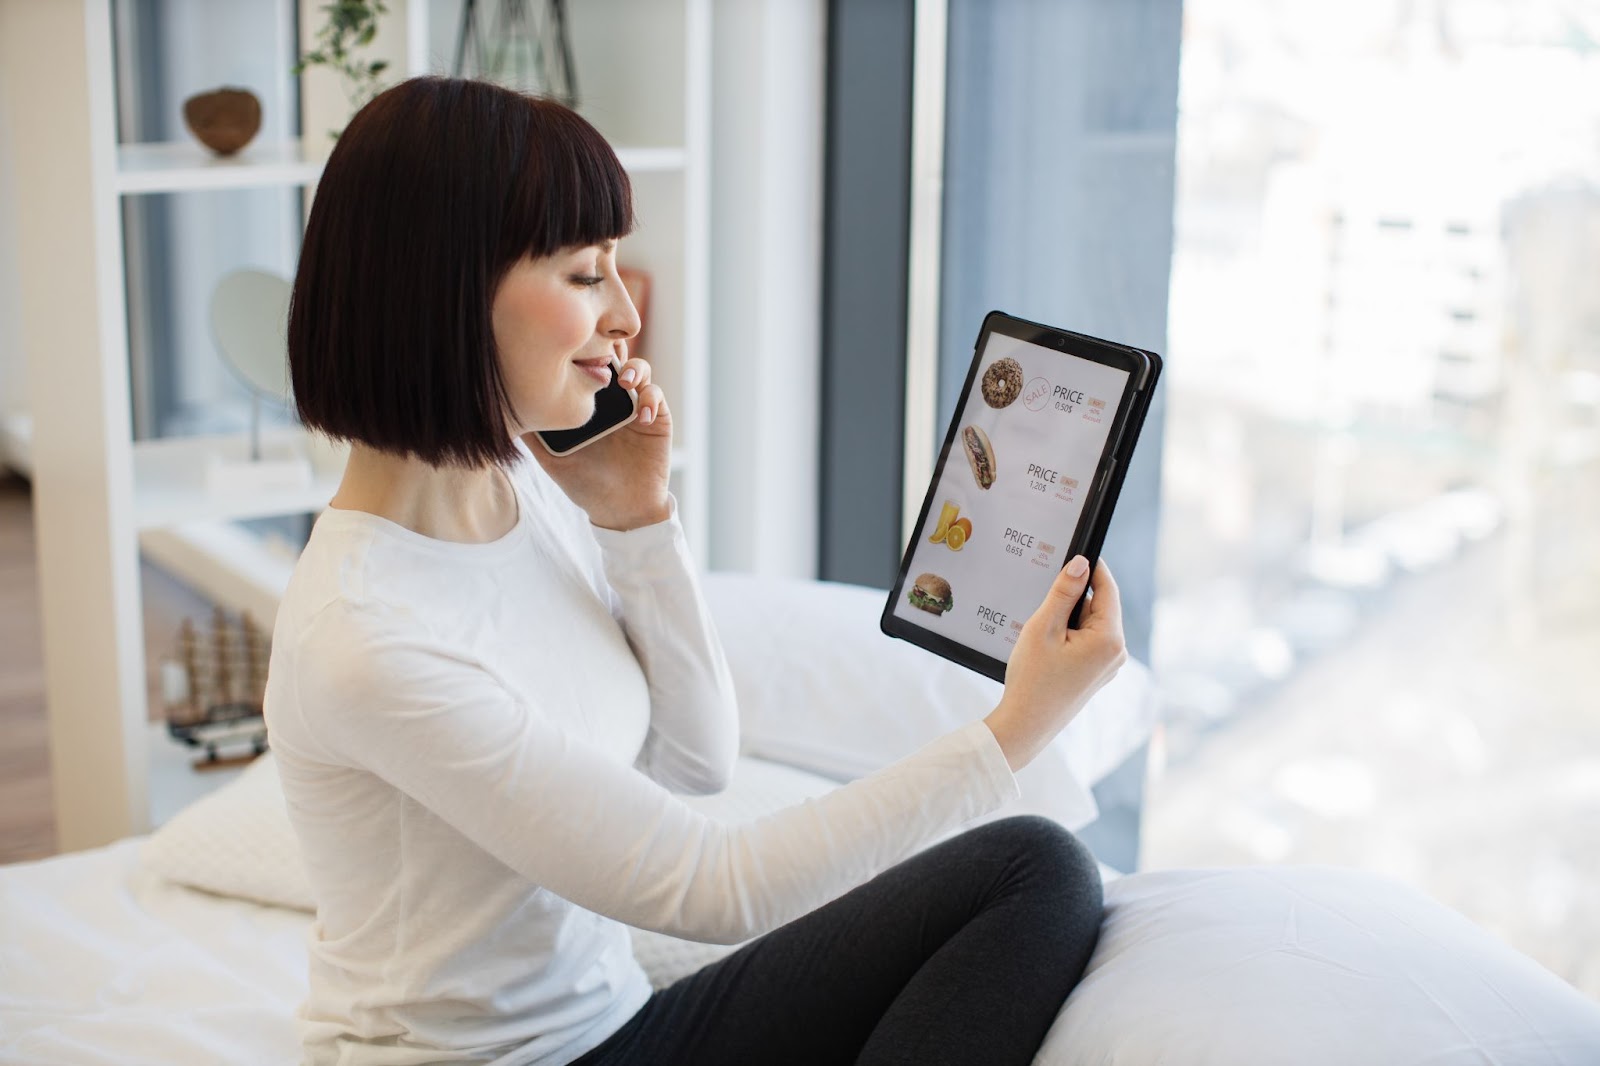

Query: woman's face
left=492, top=241, right=641, bottom=434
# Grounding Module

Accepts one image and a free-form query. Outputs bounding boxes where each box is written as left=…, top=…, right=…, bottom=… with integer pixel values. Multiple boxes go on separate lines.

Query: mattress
left=0, top=755, right=1108, bottom=1065
left=7, top=757, right=1598, bottom=1065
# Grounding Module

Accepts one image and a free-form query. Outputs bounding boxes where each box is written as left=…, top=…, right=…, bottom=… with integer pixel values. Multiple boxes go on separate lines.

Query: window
left=1147, top=0, right=1600, bottom=996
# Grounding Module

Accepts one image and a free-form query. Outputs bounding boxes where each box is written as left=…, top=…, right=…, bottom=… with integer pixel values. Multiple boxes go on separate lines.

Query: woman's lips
left=574, top=358, right=612, bottom=384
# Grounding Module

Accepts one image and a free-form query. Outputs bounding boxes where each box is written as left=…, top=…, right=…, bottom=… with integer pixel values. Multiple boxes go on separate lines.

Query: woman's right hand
left=984, top=556, right=1128, bottom=772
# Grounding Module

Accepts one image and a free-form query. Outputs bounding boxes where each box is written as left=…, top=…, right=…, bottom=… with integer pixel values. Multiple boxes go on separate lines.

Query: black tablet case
left=880, top=314, right=1162, bottom=681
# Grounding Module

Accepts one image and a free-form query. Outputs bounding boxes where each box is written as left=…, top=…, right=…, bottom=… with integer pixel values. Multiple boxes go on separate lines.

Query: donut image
left=981, top=357, right=1023, bottom=408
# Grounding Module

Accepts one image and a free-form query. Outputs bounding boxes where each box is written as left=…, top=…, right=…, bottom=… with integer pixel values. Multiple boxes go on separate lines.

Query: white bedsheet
left=0, top=837, right=306, bottom=1064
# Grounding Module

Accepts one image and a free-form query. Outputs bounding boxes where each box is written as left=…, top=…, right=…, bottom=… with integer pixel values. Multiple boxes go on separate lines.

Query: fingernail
left=1066, top=555, right=1089, bottom=577
left=640, top=407, right=654, bottom=424
left=620, top=368, right=637, bottom=386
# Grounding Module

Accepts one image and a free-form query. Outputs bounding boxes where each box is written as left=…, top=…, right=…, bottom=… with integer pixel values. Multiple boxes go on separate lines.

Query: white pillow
left=626, top=756, right=837, bottom=985
left=142, top=746, right=1120, bottom=991
left=141, top=751, right=852, bottom=921
left=1038, top=865, right=1600, bottom=1065
left=144, top=573, right=1157, bottom=909
left=141, top=751, right=310, bottom=911
left=702, top=572, right=1160, bottom=831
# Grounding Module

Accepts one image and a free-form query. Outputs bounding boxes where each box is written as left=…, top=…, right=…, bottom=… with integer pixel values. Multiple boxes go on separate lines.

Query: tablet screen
left=889, top=332, right=1131, bottom=663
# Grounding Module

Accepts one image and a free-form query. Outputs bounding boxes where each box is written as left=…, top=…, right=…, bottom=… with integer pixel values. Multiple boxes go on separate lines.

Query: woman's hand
left=984, top=557, right=1128, bottom=772
left=523, top=341, right=674, bottom=531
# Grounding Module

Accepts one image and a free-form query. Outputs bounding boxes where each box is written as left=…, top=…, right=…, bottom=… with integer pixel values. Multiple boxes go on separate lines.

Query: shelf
left=116, top=139, right=323, bottom=195
left=132, top=427, right=347, bottom=530
left=115, top=139, right=685, bottom=196
left=12, top=412, right=688, bottom=527
left=131, top=427, right=689, bottom=532
left=147, top=719, right=250, bottom=828
left=137, top=448, right=697, bottom=631
left=614, top=146, right=687, bottom=173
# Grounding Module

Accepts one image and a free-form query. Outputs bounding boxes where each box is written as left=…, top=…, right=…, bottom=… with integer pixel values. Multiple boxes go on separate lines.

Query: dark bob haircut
left=289, top=76, right=634, bottom=469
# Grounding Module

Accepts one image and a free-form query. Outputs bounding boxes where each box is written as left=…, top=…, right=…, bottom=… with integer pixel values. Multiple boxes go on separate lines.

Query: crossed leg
left=571, top=815, right=1105, bottom=1066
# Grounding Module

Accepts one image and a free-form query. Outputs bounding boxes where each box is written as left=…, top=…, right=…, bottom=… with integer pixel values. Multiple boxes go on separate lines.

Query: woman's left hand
left=523, top=342, right=673, bottom=531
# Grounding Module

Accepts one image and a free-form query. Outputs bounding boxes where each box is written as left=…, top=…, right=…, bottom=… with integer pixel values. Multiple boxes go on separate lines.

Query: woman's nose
left=606, top=282, right=642, bottom=339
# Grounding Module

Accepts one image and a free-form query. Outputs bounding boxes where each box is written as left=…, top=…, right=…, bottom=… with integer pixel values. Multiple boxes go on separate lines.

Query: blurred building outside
left=1144, top=0, right=1600, bottom=999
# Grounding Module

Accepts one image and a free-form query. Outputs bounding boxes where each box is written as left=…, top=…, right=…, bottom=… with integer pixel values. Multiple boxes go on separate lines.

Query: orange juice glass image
left=929, top=499, right=959, bottom=543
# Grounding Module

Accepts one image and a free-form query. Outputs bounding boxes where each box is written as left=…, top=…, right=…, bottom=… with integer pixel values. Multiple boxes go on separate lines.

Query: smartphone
left=532, top=362, right=640, bottom=456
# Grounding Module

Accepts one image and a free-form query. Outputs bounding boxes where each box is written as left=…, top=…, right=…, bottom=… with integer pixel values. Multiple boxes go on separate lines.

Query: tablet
left=880, top=311, right=1162, bottom=683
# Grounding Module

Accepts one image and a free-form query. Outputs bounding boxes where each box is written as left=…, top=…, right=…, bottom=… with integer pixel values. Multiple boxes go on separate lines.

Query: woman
left=268, top=76, right=1127, bottom=1066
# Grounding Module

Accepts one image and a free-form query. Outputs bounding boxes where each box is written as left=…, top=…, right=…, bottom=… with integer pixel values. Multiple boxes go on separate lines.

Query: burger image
left=908, top=573, right=953, bottom=616
left=963, top=424, right=996, bottom=490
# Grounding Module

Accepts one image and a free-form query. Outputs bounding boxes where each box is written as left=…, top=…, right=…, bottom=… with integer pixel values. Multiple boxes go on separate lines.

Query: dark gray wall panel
left=818, top=0, right=915, bottom=588
left=939, top=0, right=1183, bottom=873
left=818, top=0, right=1182, bottom=872
left=938, top=0, right=1182, bottom=666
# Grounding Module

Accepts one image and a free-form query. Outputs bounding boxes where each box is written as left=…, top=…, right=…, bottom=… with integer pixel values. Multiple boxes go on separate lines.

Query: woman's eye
left=570, top=274, right=605, bottom=287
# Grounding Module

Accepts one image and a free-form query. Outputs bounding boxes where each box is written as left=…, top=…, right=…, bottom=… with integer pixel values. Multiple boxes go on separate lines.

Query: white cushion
left=1037, top=865, right=1600, bottom=1065
left=141, top=751, right=849, bottom=919
left=703, top=572, right=1160, bottom=831
left=625, top=757, right=836, bottom=986
left=144, top=573, right=1159, bottom=914
left=141, top=750, right=1121, bottom=991
left=141, top=752, right=310, bottom=912
left=144, top=573, right=1160, bottom=909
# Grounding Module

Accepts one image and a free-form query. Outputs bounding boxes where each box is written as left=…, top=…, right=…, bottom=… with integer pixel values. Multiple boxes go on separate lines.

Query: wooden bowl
left=182, top=88, right=262, bottom=156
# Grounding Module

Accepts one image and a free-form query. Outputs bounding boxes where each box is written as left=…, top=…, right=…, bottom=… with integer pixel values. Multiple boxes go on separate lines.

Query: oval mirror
left=210, top=269, right=293, bottom=400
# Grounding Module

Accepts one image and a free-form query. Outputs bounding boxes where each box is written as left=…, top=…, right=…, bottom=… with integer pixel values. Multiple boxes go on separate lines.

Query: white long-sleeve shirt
left=263, top=437, right=1021, bottom=1066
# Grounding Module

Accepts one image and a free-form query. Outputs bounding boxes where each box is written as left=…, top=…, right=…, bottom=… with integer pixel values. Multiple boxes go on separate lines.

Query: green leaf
left=297, top=0, right=387, bottom=98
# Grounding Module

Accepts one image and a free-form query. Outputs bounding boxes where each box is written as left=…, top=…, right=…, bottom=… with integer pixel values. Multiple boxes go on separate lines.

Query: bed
left=4, top=575, right=1599, bottom=1064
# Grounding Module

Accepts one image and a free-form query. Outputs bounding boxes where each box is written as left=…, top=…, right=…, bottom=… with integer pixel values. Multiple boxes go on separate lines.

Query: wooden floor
left=0, top=472, right=213, bottom=864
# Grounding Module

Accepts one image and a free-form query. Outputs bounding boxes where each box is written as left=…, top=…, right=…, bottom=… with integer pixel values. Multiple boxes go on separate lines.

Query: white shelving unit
left=115, top=139, right=324, bottom=194
left=7, top=0, right=711, bottom=851
left=130, top=429, right=348, bottom=530
left=146, top=435, right=680, bottom=533
left=115, top=138, right=687, bottom=195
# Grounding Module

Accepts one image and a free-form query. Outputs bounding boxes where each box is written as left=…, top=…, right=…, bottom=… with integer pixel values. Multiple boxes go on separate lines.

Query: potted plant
left=294, top=0, right=391, bottom=139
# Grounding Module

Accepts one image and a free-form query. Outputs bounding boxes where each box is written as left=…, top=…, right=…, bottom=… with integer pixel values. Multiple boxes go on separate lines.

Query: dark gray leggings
left=570, top=815, right=1104, bottom=1066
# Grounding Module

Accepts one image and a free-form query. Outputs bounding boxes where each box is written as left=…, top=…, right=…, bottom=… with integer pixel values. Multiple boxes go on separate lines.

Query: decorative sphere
left=183, top=87, right=262, bottom=156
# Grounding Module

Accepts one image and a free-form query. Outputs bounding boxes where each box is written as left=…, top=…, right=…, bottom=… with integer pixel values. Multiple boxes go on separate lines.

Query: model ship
left=160, top=607, right=270, bottom=767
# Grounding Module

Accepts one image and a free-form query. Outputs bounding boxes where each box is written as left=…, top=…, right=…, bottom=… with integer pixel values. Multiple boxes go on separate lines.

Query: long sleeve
left=290, top=596, right=1019, bottom=946
left=589, top=497, right=740, bottom=795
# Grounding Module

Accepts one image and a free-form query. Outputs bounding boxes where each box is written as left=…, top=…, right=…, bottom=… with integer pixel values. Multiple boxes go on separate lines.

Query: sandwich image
left=963, top=425, right=996, bottom=490
left=908, top=573, right=953, bottom=616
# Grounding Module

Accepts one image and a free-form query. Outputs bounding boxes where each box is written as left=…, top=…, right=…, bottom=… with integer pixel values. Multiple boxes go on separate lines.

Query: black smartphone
left=880, top=311, right=1162, bottom=683
left=532, top=362, right=640, bottom=456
